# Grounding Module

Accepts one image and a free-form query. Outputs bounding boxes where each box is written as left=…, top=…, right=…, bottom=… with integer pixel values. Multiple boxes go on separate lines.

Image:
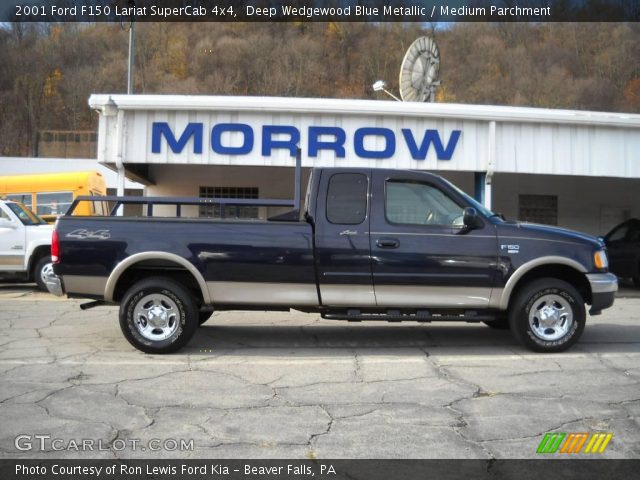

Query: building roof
left=90, top=94, right=640, bottom=129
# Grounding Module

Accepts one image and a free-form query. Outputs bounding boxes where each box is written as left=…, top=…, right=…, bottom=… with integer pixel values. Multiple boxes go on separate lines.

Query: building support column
left=474, top=172, right=486, bottom=205
left=474, top=120, right=496, bottom=211
left=114, top=110, right=125, bottom=216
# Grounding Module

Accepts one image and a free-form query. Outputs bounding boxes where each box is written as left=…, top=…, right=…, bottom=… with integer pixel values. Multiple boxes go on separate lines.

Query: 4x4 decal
left=66, top=229, right=111, bottom=240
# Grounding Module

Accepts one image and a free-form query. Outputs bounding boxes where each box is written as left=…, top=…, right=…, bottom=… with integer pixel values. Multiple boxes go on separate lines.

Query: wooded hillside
left=1, top=22, right=638, bottom=156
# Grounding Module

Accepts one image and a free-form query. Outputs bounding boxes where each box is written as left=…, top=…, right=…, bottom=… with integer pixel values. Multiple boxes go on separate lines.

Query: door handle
left=376, top=238, right=400, bottom=248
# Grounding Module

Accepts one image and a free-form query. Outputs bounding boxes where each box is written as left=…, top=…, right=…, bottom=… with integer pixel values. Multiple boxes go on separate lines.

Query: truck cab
left=0, top=200, right=53, bottom=291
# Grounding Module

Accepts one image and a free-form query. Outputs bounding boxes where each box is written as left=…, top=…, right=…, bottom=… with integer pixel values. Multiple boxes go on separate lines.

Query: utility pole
left=126, top=1, right=135, bottom=94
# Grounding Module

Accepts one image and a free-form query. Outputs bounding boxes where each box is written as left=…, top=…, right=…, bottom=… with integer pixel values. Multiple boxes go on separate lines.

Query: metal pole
left=127, top=17, right=135, bottom=94
left=294, top=147, right=302, bottom=211
left=485, top=120, right=496, bottom=211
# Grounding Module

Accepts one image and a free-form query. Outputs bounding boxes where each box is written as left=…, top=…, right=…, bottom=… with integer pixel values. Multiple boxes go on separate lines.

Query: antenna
left=399, top=37, right=441, bottom=102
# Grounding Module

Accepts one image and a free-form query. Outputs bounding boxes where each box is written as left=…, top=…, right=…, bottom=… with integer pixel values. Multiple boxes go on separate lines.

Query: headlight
left=594, top=250, right=608, bottom=270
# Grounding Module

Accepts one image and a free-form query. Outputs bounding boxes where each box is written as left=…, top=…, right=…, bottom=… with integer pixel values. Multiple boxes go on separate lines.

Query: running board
left=321, top=309, right=497, bottom=322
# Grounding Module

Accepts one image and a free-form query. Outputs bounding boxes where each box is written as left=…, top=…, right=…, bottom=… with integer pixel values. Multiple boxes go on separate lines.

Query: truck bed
left=55, top=216, right=317, bottom=306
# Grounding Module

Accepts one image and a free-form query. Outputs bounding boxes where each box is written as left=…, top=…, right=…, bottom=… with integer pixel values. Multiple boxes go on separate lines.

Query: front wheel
left=509, top=278, right=585, bottom=353
left=119, top=277, right=199, bottom=354
left=34, top=256, right=54, bottom=292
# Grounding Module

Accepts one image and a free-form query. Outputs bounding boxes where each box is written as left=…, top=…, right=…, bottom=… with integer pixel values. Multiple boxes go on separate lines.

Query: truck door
left=314, top=170, right=375, bottom=307
left=0, top=204, right=26, bottom=272
left=369, top=171, right=497, bottom=308
left=605, top=220, right=639, bottom=279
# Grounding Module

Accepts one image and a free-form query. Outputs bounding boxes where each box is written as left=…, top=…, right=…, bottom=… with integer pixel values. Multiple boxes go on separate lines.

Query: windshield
left=6, top=202, right=47, bottom=225
left=441, top=178, right=497, bottom=219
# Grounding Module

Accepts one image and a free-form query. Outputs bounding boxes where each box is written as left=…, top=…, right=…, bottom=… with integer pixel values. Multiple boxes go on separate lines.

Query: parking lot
left=0, top=285, right=639, bottom=460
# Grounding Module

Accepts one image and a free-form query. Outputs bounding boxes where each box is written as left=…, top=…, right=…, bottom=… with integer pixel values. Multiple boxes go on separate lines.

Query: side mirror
left=462, top=207, right=482, bottom=230
left=0, top=218, right=17, bottom=229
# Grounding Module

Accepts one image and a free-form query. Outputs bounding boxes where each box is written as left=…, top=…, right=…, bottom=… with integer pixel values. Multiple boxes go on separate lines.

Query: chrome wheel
left=528, top=294, right=573, bottom=341
left=40, top=262, right=54, bottom=285
left=133, top=293, right=180, bottom=341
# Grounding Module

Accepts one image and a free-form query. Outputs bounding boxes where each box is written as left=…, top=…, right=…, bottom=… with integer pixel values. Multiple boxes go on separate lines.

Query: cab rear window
left=326, top=173, right=368, bottom=225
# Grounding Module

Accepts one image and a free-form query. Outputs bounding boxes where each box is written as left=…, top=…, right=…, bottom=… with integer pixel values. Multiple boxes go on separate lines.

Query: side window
left=0, top=207, right=9, bottom=221
left=326, top=173, right=368, bottom=225
left=6, top=193, right=32, bottom=209
left=386, top=180, right=464, bottom=226
left=607, top=224, right=628, bottom=242
left=36, top=192, right=73, bottom=216
left=627, top=225, right=640, bottom=242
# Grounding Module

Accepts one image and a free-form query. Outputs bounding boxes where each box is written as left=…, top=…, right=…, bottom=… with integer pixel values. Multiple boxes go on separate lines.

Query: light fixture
left=372, top=80, right=401, bottom=102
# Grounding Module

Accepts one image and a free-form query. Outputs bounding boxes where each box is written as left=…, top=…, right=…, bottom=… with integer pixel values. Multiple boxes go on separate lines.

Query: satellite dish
left=399, top=37, right=440, bottom=102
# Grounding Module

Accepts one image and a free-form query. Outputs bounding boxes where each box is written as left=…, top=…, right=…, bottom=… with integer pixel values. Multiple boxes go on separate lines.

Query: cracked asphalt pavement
left=0, top=285, right=639, bottom=459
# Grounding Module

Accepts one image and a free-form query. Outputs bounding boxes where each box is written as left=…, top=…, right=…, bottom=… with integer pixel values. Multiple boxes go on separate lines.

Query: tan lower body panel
left=61, top=275, right=496, bottom=311
left=374, top=285, right=492, bottom=308
left=319, top=284, right=377, bottom=307
left=207, top=281, right=319, bottom=306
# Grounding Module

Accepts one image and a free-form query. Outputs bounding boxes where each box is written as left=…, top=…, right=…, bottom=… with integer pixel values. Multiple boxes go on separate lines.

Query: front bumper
left=44, top=271, right=65, bottom=297
left=586, top=272, right=618, bottom=314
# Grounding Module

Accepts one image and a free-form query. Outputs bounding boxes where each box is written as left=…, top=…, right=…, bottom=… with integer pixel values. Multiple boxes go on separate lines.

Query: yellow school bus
left=0, top=171, right=108, bottom=223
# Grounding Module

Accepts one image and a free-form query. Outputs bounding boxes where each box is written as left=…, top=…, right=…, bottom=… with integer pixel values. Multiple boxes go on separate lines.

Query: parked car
left=0, top=200, right=53, bottom=291
left=47, top=168, right=617, bottom=353
left=603, top=218, right=640, bottom=287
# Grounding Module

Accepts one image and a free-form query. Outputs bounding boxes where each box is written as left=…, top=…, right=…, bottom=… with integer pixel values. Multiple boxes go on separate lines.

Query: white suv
left=0, top=200, right=53, bottom=291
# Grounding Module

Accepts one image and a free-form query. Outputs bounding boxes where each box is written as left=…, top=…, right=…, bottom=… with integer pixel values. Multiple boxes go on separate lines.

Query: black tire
left=33, top=256, right=53, bottom=292
left=199, top=309, right=214, bottom=325
left=633, top=276, right=640, bottom=288
left=483, top=318, right=510, bottom=330
left=119, top=277, right=199, bottom=354
left=509, top=278, right=585, bottom=353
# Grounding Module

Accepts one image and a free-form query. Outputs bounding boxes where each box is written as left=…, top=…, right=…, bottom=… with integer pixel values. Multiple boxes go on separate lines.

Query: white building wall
left=90, top=95, right=640, bottom=179
left=495, top=123, right=640, bottom=177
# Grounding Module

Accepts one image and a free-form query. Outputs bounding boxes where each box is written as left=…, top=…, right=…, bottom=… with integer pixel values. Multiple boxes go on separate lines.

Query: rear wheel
left=509, top=278, right=585, bottom=353
left=119, top=277, right=199, bottom=354
left=33, top=256, right=53, bottom=292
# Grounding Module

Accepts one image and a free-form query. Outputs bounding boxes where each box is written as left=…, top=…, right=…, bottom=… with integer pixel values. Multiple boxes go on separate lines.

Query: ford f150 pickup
left=47, top=168, right=618, bottom=353
left=0, top=200, right=53, bottom=291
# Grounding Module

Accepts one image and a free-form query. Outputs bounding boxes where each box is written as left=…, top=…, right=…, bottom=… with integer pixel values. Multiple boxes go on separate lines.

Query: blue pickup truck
left=47, top=168, right=617, bottom=353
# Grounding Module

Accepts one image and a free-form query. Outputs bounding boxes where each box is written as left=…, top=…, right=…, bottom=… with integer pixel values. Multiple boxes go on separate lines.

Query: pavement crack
left=306, top=405, right=334, bottom=457
left=353, top=351, right=363, bottom=382
left=420, top=347, right=494, bottom=459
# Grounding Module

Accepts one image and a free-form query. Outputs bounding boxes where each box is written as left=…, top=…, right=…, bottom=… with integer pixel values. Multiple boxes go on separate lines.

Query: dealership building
left=88, top=94, right=640, bottom=236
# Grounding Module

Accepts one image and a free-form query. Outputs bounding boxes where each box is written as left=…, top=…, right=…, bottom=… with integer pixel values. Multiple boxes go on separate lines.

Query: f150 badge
left=66, top=229, right=111, bottom=240
left=501, top=244, right=520, bottom=254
